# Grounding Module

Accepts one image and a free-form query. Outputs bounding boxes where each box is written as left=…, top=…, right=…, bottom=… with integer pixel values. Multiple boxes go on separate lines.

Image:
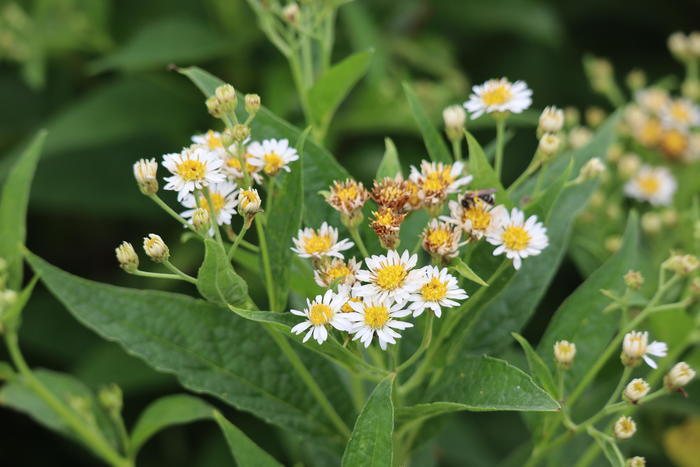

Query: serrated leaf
left=177, top=66, right=348, bottom=227
left=450, top=258, right=489, bottom=287
left=130, top=394, right=213, bottom=456
left=308, top=50, right=374, bottom=128
left=376, top=137, right=401, bottom=179
left=396, top=356, right=559, bottom=424
left=265, top=157, right=303, bottom=311
left=0, top=131, right=46, bottom=289
left=466, top=131, right=512, bottom=208
left=511, top=333, right=557, bottom=398
left=341, top=374, right=395, bottom=467
left=25, top=252, right=354, bottom=447
left=402, top=82, right=452, bottom=163
left=214, top=411, right=283, bottom=467
left=197, top=239, right=253, bottom=309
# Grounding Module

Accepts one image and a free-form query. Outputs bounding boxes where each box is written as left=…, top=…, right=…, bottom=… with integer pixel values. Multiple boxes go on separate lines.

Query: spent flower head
left=664, top=362, right=696, bottom=390
left=421, top=219, right=464, bottom=261
left=313, top=257, right=361, bottom=289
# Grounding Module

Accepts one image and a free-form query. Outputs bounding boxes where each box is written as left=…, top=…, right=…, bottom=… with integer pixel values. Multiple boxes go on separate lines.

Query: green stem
left=534, top=162, right=548, bottom=196
left=149, top=194, right=195, bottom=232
left=162, top=261, right=198, bottom=284
left=132, top=269, right=191, bottom=283
left=396, top=313, right=433, bottom=374
left=349, top=228, right=370, bottom=258
left=494, top=117, right=506, bottom=180
left=603, top=366, right=631, bottom=408
left=265, top=325, right=351, bottom=437
left=228, top=224, right=250, bottom=260
left=451, top=138, right=463, bottom=162
left=508, top=154, right=541, bottom=194
left=5, top=333, right=131, bottom=467
left=255, top=217, right=277, bottom=311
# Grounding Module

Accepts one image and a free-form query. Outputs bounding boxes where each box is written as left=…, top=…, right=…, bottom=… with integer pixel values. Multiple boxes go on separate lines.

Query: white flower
left=624, top=165, right=677, bottom=206
left=220, top=144, right=264, bottom=185
left=181, top=182, right=239, bottom=231
left=355, top=250, right=422, bottom=303
left=407, top=266, right=468, bottom=318
left=162, top=147, right=226, bottom=201
left=346, top=297, right=413, bottom=350
left=291, top=222, right=354, bottom=260
left=486, top=208, right=549, bottom=270
left=660, top=98, right=700, bottom=130
left=290, top=290, right=351, bottom=344
left=624, top=378, right=650, bottom=403
left=464, top=78, right=532, bottom=119
left=443, top=105, right=466, bottom=129
left=442, top=200, right=506, bottom=240
left=613, top=416, right=637, bottom=440
left=635, top=88, right=670, bottom=114
left=665, top=362, right=696, bottom=389
left=247, top=138, right=299, bottom=176
left=408, top=160, right=472, bottom=205
left=622, top=331, right=667, bottom=369
left=192, top=130, right=225, bottom=152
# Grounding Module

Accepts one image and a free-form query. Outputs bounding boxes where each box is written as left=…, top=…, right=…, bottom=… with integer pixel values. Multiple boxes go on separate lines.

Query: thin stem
left=255, top=217, right=277, bottom=311
left=451, top=138, right=463, bottom=162
left=349, top=228, right=370, bottom=258
left=533, top=162, right=548, bottom=196
left=494, top=117, right=506, bottom=180
left=603, top=366, right=631, bottom=408
left=228, top=224, right=251, bottom=260
left=162, top=261, right=198, bottom=284
left=149, top=194, right=195, bottom=232
left=132, top=269, right=191, bottom=283
left=508, top=155, right=542, bottom=194
left=396, top=313, right=433, bottom=374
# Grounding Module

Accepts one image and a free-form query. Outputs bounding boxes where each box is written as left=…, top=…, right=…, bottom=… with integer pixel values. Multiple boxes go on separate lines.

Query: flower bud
left=244, top=94, right=261, bottom=115
left=215, top=84, right=237, bottom=113
left=0, top=289, right=18, bottom=316
left=579, top=158, right=605, bottom=181
left=624, top=270, right=644, bottom=290
left=553, top=340, right=576, bottom=370
left=613, top=416, right=637, bottom=440
left=585, top=106, right=606, bottom=128
left=626, top=457, right=645, bottom=467
left=538, top=133, right=561, bottom=157
left=115, top=241, right=139, bottom=272
left=626, top=69, right=646, bottom=91
left=641, top=212, right=662, bottom=235
left=668, top=32, right=691, bottom=62
left=606, top=204, right=621, bottom=221
left=689, top=31, right=700, bottom=57
left=238, top=188, right=261, bottom=214
left=282, top=2, right=300, bottom=24
left=232, top=124, right=250, bottom=142
left=665, top=362, right=696, bottom=390
left=623, top=378, right=650, bottom=403
left=443, top=105, right=466, bottom=141
left=663, top=253, right=699, bottom=276
left=192, top=208, right=211, bottom=234
left=605, top=235, right=622, bottom=253
left=133, top=158, right=158, bottom=195
left=206, top=96, right=224, bottom=118
left=568, top=127, right=592, bottom=149
left=538, top=106, right=564, bottom=134
left=661, top=209, right=678, bottom=226
left=143, top=234, right=169, bottom=263
left=617, top=153, right=641, bottom=179
left=98, top=384, right=123, bottom=413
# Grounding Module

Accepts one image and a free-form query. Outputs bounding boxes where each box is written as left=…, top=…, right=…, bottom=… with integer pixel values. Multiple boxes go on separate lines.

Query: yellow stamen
left=240, top=190, right=258, bottom=209
left=198, top=193, right=226, bottom=214
left=375, top=264, right=407, bottom=290
left=341, top=297, right=362, bottom=313
left=462, top=202, right=492, bottom=231
left=263, top=152, right=284, bottom=175
left=427, top=228, right=451, bottom=247
left=364, top=305, right=389, bottom=329
left=421, top=277, right=448, bottom=301
left=309, top=303, right=333, bottom=325
left=336, top=185, right=358, bottom=202
left=303, top=233, right=332, bottom=255
left=326, top=264, right=351, bottom=280
left=176, top=159, right=206, bottom=181
left=502, top=226, right=531, bottom=251
left=637, top=175, right=660, bottom=196
left=205, top=130, right=223, bottom=149
left=482, top=85, right=512, bottom=106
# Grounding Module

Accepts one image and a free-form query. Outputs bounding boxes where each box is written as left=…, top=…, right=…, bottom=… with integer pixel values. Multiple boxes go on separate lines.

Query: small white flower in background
left=407, top=266, right=468, bottom=318
left=664, top=362, right=696, bottom=390
left=142, top=234, right=169, bottom=263
left=660, top=98, right=700, bottom=130
left=538, top=106, right=564, bottom=133
left=292, top=222, right=354, bottom=260
left=442, top=200, right=506, bottom=240
left=568, top=126, right=593, bottom=149
left=133, top=158, right=158, bottom=195
left=247, top=138, right=299, bottom=176
left=579, top=158, right=606, bottom=181
left=613, top=416, right=637, bottom=440
left=238, top=188, right=261, bottom=214
left=487, top=208, right=549, bottom=270
left=355, top=250, right=422, bottom=304
left=622, top=331, right=667, bottom=368
left=346, top=297, right=413, bottom=350
left=617, top=153, right=641, bottom=179
left=181, top=182, right=239, bottom=229
left=553, top=340, right=576, bottom=369
left=192, top=130, right=225, bottom=151
left=443, top=105, right=466, bottom=129
left=313, top=257, right=362, bottom=288
left=623, top=378, right=650, bottom=403
left=162, top=147, right=225, bottom=201
left=115, top=241, right=138, bottom=272
left=635, top=88, right=670, bottom=114
left=624, top=165, right=677, bottom=206
left=409, top=160, right=472, bottom=206
left=463, top=78, right=532, bottom=119
left=290, top=290, right=350, bottom=344
left=626, top=456, right=646, bottom=467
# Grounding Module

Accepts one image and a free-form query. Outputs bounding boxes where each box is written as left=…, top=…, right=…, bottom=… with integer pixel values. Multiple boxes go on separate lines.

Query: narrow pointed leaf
left=512, top=333, right=557, bottom=397
left=403, top=82, right=452, bottom=163
left=450, top=258, right=489, bottom=287
left=376, top=137, right=401, bottom=179
left=466, top=131, right=512, bottom=208
left=214, top=411, right=283, bottom=467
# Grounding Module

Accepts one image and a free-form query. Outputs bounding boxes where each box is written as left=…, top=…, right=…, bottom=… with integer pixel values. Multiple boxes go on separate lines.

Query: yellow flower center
left=364, top=305, right=389, bottom=329
left=198, top=193, right=226, bottom=214
left=421, top=277, right=448, bottom=301
left=618, top=419, right=635, bottom=434
left=462, top=203, right=492, bottom=231
left=482, top=85, right=512, bottom=106
left=556, top=343, right=574, bottom=357
left=303, top=233, right=332, bottom=255
left=309, top=303, right=333, bottom=325
left=226, top=158, right=241, bottom=170
left=374, top=210, right=396, bottom=226
left=502, top=226, right=531, bottom=251
left=670, top=103, right=690, bottom=123
left=427, top=228, right=451, bottom=247
left=637, top=175, right=660, bottom=196
left=422, top=172, right=452, bottom=193
left=336, top=185, right=358, bottom=202
left=176, top=159, right=206, bottom=181
left=240, top=190, right=258, bottom=208
left=375, top=264, right=407, bottom=290
left=661, top=130, right=688, bottom=157
left=631, top=380, right=647, bottom=392
left=327, top=264, right=351, bottom=280
left=205, top=130, right=223, bottom=149
left=263, top=152, right=284, bottom=175
left=638, top=119, right=662, bottom=146
left=341, top=297, right=362, bottom=313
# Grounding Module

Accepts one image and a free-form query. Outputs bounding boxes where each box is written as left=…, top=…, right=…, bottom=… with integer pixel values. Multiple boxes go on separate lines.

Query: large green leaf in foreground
left=25, top=252, right=354, bottom=448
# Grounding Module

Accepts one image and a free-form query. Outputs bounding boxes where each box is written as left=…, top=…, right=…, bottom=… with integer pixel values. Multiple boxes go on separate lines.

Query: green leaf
left=466, top=131, right=512, bottom=208
left=341, top=374, right=395, bottom=467
left=177, top=66, right=349, bottom=227
left=89, top=17, right=229, bottom=73
left=0, top=131, right=46, bottom=289
left=450, top=258, right=489, bottom=287
left=528, top=157, right=574, bottom=222
left=397, top=356, right=559, bottom=424
left=265, top=157, right=303, bottom=310
left=536, top=212, right=639, bottom=389
left=214, top=411, right=283, bottom=467
left=197, top=239, right=253, bottom=309
left=402, top=82, right=452, bottom=163
left=376, top=137, right=401, bottom=179
left=130, top=394, right=213, bottom=456
left=511, top=333, right=557, bottom=398
left=1, top=275, right=39, bottom=330
left=592, top=434, right=625, bottom=467
left=25, top=252, right=354, bottom=446
left=308, top=50, right=374, bottom=128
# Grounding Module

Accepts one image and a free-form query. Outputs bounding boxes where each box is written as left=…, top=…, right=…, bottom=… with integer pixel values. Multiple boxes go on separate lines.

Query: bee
left=460, top=188, right=497, bottom=209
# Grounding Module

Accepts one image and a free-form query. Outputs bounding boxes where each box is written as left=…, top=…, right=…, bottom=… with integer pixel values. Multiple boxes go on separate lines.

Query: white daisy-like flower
left=355, top=250, right=423, bottom=303
left=291, top=222, right=354, bottom=259
left=442, top=199, right=507, bottom=240
left=408, top=160, right=473, bottom=205
left=220, top=143, right=264, bottom=185
left=247, top=138, right=299, bottom=176
left=407, top=266, right=468, bottom=318
left=660, top=98, right=700, bottom=130
left=486, top=208, right=548, bottom=270
left=463, top=78, right=533, bottom=119
left=192, top=130, right=225, bottom=152
left=162, top=147, right=226, bottom=201
left=624, top=165, right=677, bottom=206
left=622, top=331, right=667, bottom=369
left=635, top=88, right=670, bottom=115
left=346, top=297, right=413, bottom=350
left=181, top=182, right=239, bottom=230
left=290, top=289, right=351, bottom=344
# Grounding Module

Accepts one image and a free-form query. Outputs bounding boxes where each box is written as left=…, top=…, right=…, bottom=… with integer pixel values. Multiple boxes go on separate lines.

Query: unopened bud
left=443, top=105, right=466, bottom=141
left=626, top=69, right=646, bottom=91
left=568, top=127, right=592, bottom=149
left=613, top=416, right=637, bottom=440
left=668, top=32, right=691, bottom=62
left=641, top=212, right=662, bottom=235
left=624, top=270, right=644, bottom=290
left=664, top=362, right=695, bottom=390
left=238, top=188, right=261, bottom=215
left=605, top=235, right=622, bottom=253
left=244, top=94, right=261, bottom=115
left=115, top=242, right=139, bottom=272
left=206, top=96, right=224, bottom=118
left=538, top=133, right=561, bottom=157
left=618, top=153, right=641, bottom=179
left=282, top=3, right=300, bottom=24
left=538, top=106, right=564, bottom=134
left=585, top=107, right=606, bottom=128
left=553, top=340, right=576, bottom=370
left=143, top=234, right=169, bottom=263
left=69, top=396, right=95, bottom=424
left=133, top=158, right=158, bottom=195
left=192, top=208, right=211, bottom=234
left=232, top=124, right=250, bottom=142
left=606, top=204, right=621, bottom=221
left=689, top=32, right=700, bottom=57
left=98, top=384, right=123, bottom=413
left=663, top=253, right=698, bottom=276
left=215, top=84, right=237, bottom=113
left=579, top=158, right=605, bottom=181
left=626, top=457, right=646, bottom=467
left=623, top=378, right=650, bottom=403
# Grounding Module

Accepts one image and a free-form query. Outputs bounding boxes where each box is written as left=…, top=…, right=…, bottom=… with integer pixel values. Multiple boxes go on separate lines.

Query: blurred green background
left=1, top=0, right=698, bottom=465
